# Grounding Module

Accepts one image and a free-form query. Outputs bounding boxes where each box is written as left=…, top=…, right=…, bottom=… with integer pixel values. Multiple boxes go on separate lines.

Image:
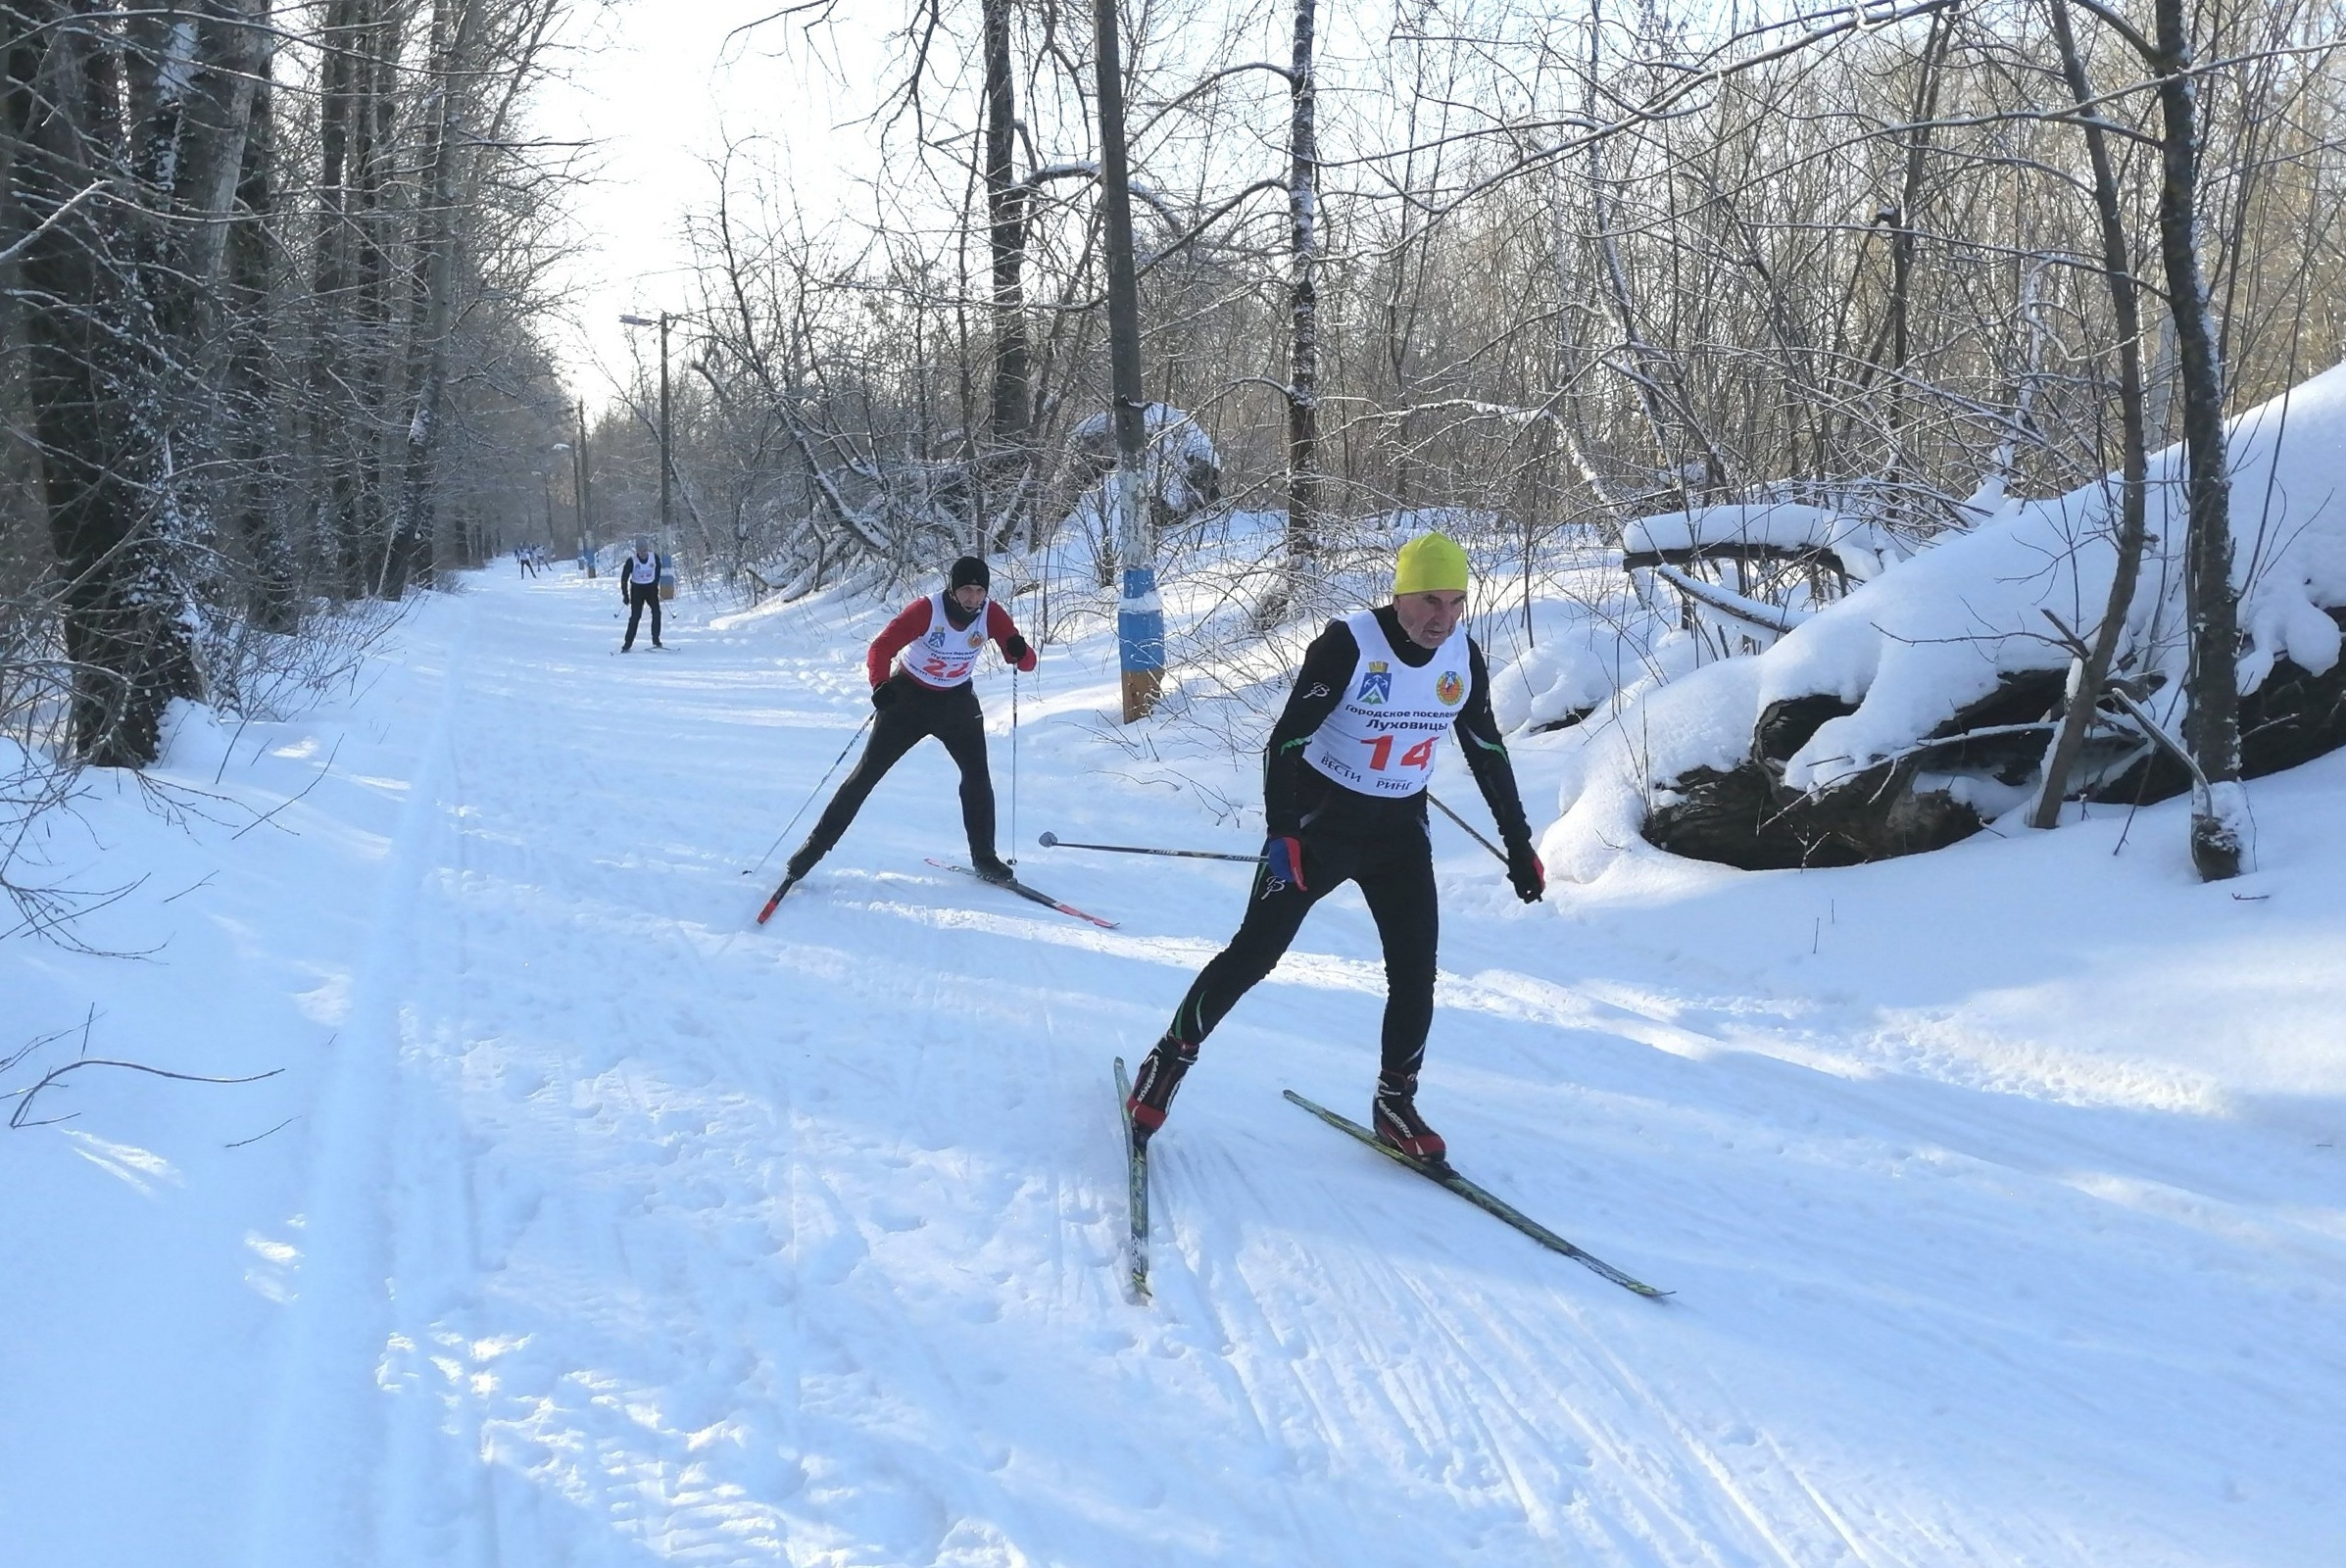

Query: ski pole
left=1426, top=791, right=1508, bottom=865
left=745, top=710, right=874, bottom=883
left=1038, top=831, right=1263, bottom=863
left=1009, top=659, right=1020, bottom=869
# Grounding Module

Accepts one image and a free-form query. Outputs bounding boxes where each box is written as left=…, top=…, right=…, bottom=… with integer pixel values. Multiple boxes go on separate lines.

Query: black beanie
left=949, top=555, right=990, bottom=592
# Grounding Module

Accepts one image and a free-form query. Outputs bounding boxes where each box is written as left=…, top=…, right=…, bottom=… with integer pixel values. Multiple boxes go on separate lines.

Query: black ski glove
left=871, top=680, right=900, bottom=711
left=1505, top=839, right=1545, bottom=904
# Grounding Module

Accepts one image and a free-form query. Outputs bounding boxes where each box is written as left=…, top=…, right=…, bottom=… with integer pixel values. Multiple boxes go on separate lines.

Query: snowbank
left=1546, top=361, right=2346, bottom=880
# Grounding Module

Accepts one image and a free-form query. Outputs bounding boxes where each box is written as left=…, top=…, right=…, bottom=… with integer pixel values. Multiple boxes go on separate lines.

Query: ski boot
left=1125, top=1035, right=1198, bottom=1145
left=969, top=852, right=1015, bottom=885
left=1372, top=1075, right=1447, bottom=1165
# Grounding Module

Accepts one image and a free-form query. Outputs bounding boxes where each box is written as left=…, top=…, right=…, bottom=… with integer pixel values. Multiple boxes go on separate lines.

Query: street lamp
left=618, top=312, right=673, bottom=542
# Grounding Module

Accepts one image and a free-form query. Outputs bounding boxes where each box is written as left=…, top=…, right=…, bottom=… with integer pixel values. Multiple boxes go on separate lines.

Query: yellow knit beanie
left=1393, top=531, right=1470, bottom=595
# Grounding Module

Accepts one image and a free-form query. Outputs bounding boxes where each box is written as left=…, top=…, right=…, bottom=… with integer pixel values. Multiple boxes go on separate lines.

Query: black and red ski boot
left=1125, top=1035, right=1197, bottom=1145
left=1372, top=1077, right=1446, bottom=1165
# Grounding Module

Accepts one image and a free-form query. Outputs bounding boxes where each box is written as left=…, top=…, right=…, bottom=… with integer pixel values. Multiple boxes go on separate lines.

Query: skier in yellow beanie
left=1393, top=529, right=1471, bottom=595
left=1127, top=530, right=1545, bottom=1165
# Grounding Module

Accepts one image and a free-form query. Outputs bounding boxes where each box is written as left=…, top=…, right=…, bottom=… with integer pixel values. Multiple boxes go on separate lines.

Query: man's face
left=1392, top=589, right=1466, bottom=650
left=951, top=583, right=988, bottom=613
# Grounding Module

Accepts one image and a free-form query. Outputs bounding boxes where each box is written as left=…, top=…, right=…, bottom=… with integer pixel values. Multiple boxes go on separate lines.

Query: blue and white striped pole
left=1118, top=562, right=1164, bottom=720
left=1111, top=454, right=1162, bottom=719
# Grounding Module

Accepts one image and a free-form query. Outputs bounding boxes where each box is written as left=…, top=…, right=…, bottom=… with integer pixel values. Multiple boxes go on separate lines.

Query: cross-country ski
left=1115, top=1056, right=1150, bottom=1299
left=752, top=872, right=798, bottom=923
left=927, top=858, right=1119, bottom=929
left=1283, top=1090, right=1669, bottom=1299
left=14, top=19, right=2346, bottom=1562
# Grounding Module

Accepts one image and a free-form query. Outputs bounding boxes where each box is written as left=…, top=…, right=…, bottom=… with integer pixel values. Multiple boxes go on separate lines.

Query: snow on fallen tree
left=1055, top=404, right=1224, bottom=568
left=1544, top=360, right=2346, bottom=878
left=1619, top=501, right=1904, bottom=585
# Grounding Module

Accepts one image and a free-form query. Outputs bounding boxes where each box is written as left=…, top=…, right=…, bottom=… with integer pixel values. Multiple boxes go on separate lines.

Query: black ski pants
left=794, top=674, right=996, bottom=870
left=1166, top=822, right=1439, bottom=1085
left=623, top=582, right=661, bottom=648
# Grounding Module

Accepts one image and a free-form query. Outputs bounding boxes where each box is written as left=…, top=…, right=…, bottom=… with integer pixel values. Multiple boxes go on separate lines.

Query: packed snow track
left=6, top=566, right=2343, bottom=1567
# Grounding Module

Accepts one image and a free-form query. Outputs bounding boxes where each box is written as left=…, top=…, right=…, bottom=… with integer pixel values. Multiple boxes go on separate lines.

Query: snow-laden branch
left=0, top=180, right=108, bottom=268
left=1652, top=564, right=1811, bottom=636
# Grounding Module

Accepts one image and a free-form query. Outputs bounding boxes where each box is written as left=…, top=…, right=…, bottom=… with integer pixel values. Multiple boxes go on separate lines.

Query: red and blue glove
left=1264, top=834, right=1307, bottom=893
left=1506, top=839, right=1545, bottom=904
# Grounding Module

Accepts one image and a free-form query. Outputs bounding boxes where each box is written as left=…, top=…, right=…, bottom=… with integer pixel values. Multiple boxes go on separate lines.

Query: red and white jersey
left=1302, top=610, right=1471, bottom=799
left=897, top=593, right=995, bottom=689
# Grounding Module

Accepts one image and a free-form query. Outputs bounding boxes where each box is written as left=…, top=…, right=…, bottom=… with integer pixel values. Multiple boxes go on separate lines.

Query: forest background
left=4, top=0, right=2342, bottom=906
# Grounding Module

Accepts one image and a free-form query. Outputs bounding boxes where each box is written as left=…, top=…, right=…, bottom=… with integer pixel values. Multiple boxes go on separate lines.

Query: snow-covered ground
left=5, top=564, right=2343, bottom=1566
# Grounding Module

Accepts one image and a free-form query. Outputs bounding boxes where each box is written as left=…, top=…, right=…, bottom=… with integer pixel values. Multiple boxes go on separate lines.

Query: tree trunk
left=1285, top=0, right=1320, bottom=565
left=306, top=0, right=396, bottom=601
left=982, top=0, right=1029, bottom=449
left=224, top=55, right=294, bottom=628
left=1093, top=0, right=1157, bottom=720
left=2029, top=0, right=2151, bottom=827
left=353, top=0, right=397, bottom=598
left=10, top=3, right=198, bottom=766
left=383, top=0, right=464, bottom=601
left=1874, top=13, right=1953, bottom=452
left=2153, top=0, right=2243, bottom=879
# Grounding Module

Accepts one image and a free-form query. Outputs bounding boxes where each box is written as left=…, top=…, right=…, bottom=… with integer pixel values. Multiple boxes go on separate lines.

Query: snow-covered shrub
left=1056, top=404, right=1226, bottom=583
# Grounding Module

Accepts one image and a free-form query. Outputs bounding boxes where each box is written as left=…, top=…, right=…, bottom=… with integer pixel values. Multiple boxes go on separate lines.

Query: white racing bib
left=1302, top=611, right=1470, bottom=797
left=899, top=592, right=992, bottom=689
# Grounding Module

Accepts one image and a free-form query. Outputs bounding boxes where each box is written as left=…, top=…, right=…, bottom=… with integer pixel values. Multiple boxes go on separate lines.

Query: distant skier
left=1125, top=531, right=1544, bottom=1162
left=780, top=555, right=1037, bottom=892
left=619, top=536, right=665, bottom=650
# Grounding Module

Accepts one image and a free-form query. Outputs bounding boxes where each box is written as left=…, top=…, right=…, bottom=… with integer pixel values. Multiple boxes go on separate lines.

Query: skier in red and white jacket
left=782, top=556, right=1037, bottom=891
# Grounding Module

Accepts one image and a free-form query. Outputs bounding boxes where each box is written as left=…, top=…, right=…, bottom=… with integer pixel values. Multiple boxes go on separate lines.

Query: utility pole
left=619, top=312, right=675, bottom=543
left=573, top=399, right=595, bottom=575
left=1094, top=0, right=1160, bottom=721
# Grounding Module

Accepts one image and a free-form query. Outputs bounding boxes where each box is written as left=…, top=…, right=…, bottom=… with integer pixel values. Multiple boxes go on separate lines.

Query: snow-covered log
left=1063, top=404, right=1223, bottom=521
left=1546, top=361, right=2346, bottom=877
left=1619, top=502, right=1900, bottom=585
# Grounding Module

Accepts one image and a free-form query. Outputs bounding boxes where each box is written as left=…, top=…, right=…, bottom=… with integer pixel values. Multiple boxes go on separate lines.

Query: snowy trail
left=286, top=573, right=2346, bottom=1564
left=11, top=564, right=2345, bottom=1566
